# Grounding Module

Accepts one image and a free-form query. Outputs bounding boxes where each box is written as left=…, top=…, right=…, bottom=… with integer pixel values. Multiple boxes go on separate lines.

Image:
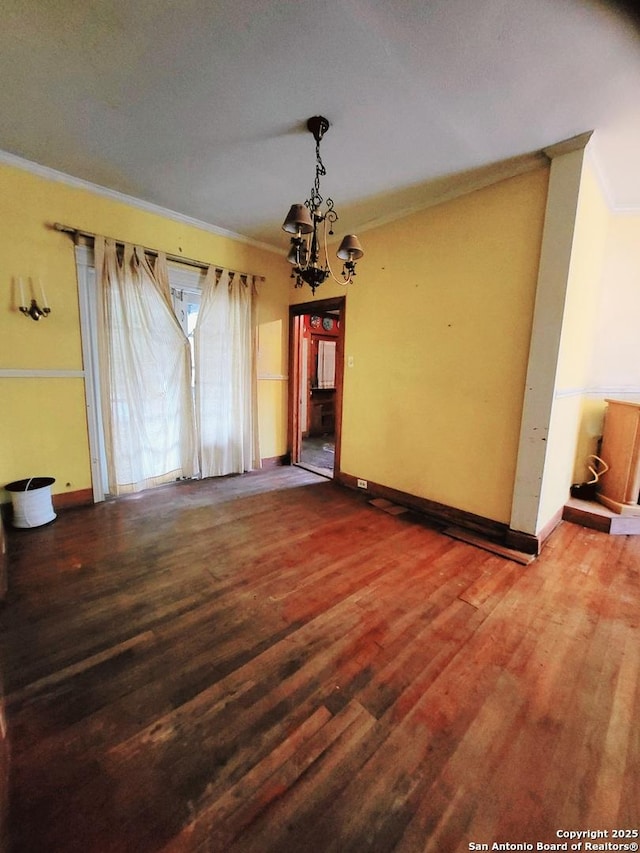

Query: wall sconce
left=18, top=277, right=51, bottom=321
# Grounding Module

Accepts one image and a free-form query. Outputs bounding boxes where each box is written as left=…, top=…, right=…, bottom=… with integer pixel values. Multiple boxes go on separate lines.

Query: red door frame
left=288, top=296, right=346, bottom=476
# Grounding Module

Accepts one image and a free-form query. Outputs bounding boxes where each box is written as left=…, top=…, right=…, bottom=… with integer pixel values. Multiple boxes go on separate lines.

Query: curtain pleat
left=95, top=237, right=197, bottom=495
left=195, top=269, right=260, bottom=477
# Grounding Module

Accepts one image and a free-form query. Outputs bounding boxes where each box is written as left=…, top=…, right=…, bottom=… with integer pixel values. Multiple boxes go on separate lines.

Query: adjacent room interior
left=292, top=307, right=343, bottom=479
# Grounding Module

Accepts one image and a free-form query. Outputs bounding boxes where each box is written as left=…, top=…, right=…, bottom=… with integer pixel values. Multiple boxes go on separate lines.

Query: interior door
left=288, top=297, right=345, bottom=475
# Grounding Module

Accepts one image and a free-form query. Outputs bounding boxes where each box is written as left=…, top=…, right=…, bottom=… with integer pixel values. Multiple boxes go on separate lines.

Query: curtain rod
left=50, top=222, right=265, bottom=281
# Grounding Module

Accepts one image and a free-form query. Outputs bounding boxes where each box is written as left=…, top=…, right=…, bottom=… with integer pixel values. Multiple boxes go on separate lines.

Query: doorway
left=289, top=297, right=346, bottom=479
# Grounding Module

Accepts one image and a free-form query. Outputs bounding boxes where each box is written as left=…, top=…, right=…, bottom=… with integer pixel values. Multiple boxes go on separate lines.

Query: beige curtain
left=194, top=269, right=260, bottom=477
left=94, top=237, right=197, bottom=495
left=317, top=339, right=336, bottom=388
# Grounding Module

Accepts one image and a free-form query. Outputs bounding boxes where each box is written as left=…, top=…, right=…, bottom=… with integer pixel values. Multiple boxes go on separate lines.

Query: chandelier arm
left=322, top=217, right=351, bottom=286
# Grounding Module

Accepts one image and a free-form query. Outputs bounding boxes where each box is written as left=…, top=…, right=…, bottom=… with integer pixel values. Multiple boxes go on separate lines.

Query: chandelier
left=282, top=116, right=364, bottom=295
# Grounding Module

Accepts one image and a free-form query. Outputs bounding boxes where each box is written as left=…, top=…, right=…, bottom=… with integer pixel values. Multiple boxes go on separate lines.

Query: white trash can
left=5, top=477, right=56, bottom=528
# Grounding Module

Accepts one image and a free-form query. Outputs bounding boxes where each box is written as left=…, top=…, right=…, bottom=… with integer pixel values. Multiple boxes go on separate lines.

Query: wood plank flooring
left=0, top=467, right=639, bottom=852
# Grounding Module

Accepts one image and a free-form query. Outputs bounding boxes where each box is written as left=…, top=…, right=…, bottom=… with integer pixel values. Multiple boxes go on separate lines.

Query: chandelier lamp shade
left=282, top=116, right=364, bottom=294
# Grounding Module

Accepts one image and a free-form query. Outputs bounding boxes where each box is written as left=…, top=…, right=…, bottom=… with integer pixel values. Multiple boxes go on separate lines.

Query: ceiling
left=2, top=0, right=640, bottom=251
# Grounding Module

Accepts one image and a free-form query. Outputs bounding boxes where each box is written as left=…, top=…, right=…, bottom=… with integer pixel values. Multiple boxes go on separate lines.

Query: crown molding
left=539, top=129, right=640, bottom=215
left=353, top=147, right=550, bottom=237
left=542, top=130, right=593, bottom=161
left=0, top=148, right=280, bottom=255
left=585, top=139, right=616, bottom=211
left=585, top=137, right=640, bottom=216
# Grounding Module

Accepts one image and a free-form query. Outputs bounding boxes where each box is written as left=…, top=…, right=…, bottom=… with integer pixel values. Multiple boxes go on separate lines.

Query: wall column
left=510, top=133, right=592, bottom=537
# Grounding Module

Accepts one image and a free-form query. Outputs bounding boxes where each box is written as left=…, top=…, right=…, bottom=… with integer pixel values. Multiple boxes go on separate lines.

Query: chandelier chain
left=307, top=140, right=327, bottom=212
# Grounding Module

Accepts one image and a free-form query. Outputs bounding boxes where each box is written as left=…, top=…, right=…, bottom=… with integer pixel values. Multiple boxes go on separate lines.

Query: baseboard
left=443, top=526, right=536, bottom=565
left=504, top=509, right=562, bottom=556
left=336, top=472, right=507, bottom=540
left=259, top=455, right=289, bottom=470
left=53, top=489, right=94, bottom=510
left=538, top=507, right=564, bottom=547
left=1, top=487, right=93, bottom=524
left=563, top=497, right=640, bottom=535
left=504, top=507, right=562, bottom=555
left=336, top=472, right=542, bottom=556
left=504, top=527, right=543, bottom=556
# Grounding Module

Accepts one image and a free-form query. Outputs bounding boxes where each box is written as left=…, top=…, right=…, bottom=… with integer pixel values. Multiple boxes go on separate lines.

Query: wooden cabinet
left=309, top=389, right=335, bottom=437
left=597, top=399, right=640, bottom=516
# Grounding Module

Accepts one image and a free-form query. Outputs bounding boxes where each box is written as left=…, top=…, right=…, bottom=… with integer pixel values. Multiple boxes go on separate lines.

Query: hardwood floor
left=0, top=467, right=638, bottom=852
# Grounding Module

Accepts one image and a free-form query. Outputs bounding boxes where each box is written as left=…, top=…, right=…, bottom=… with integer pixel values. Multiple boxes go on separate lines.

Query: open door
left=288, top=296, right=346, bottom=478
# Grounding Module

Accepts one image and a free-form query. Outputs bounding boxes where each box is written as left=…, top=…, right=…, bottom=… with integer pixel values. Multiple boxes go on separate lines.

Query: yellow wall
left=6, top=154, right=604, bottom=533
left=571, top=210, right=640, bottom=479
left=294, top=167, right=550, bottom=524
left=0, top=160, right=291, bottom=502
left=0, top=378, right=90, bottom=494
left=554, top=161, right=610, bottom=395
left=3, top=143, right=637, bottom=542
left=589, top=213, right=640, bottom=392
left=587, top=211, right=640, bottom=401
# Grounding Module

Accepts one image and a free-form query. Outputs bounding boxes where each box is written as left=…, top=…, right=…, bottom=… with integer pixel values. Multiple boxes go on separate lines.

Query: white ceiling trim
left=0, top=148, right=280, bottom=255
left=586, top=142, right=616, bottom=212
left=586, top=142, right=640, bottom=216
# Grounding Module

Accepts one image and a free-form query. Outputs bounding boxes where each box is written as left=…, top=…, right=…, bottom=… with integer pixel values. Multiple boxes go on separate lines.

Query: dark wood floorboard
left=1, top=467, right=639, bottom=852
